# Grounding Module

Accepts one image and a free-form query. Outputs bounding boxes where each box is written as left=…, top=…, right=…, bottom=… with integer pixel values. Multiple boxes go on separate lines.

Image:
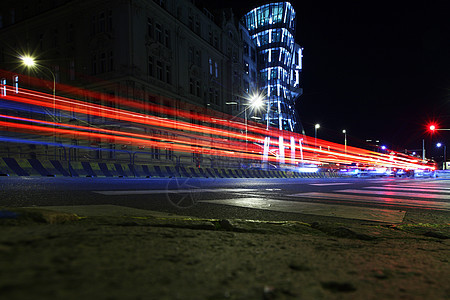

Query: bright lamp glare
left=250, top=94, right=263, bottom=109
left=21, top=56, right=36, bottom=67
left=437, top=143, right=442, bottom=148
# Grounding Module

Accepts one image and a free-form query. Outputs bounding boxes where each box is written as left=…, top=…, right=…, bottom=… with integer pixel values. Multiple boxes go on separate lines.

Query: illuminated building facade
left=0, top=0, right=248, bottom=165
left=242, top=2, right=303, bottom=133
left=0, top=0, right=304, bottom=167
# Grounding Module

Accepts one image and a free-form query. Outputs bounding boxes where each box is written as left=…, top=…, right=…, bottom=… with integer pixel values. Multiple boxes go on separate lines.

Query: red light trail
left=0, top=76, right=435, bottom=172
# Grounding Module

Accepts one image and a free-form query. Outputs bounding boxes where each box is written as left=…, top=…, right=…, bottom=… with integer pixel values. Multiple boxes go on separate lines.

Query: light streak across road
left=0, top=74, right=436, bottom=171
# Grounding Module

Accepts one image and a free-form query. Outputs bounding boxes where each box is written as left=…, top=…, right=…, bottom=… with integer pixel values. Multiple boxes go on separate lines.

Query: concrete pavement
left=0, top=204, right=449, bottom=299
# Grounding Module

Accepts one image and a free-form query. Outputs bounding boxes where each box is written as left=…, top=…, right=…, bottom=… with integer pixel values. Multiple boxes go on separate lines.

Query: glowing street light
left=21, top=56, right=36, bottom=67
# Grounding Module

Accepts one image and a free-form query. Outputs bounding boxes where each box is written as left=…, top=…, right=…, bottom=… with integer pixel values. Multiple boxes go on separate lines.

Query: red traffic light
left=429, top=125, right=436, bottom=131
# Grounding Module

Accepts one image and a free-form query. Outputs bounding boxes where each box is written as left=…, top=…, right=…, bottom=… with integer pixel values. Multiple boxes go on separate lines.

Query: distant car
left=339, top=167, right=360, bottom=177
left=394, top=169, right=406, bottom=177
left=367, top=167, right=389, bottom=177
left=394, top=169, right=414, bottom=177
left=414, top=169, right=436, bottom=178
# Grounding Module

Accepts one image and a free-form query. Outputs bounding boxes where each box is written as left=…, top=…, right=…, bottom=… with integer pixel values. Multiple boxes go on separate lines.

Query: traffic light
left=429, top=125, right=436, bottom=131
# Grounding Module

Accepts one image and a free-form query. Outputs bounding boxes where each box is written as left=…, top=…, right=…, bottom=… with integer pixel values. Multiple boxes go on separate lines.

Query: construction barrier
left=0, top=157, right=345, bottom=179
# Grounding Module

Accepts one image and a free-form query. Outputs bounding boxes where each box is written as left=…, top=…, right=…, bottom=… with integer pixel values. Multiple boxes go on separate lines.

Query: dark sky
left=211, top=0, right=450, bottom=154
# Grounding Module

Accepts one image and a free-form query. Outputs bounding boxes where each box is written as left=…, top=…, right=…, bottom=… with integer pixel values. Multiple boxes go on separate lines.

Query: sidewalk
left=0, top=205, right=449, bottom=300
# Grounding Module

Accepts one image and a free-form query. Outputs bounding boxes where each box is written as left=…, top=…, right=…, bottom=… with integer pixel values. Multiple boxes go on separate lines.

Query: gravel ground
left=0, top=208, right=449, bottom=300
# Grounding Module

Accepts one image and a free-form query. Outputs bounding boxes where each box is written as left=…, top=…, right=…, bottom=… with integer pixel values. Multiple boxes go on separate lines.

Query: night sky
left=211, top=0, right=449, bottom=155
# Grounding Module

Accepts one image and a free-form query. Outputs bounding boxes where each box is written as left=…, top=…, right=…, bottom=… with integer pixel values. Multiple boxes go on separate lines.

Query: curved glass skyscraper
left=242, top=2, right=303, bottom=133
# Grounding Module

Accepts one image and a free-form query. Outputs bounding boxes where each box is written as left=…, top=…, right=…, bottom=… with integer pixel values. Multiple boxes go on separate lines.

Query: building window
left=53, top=29, right=58, bottom=48
left=69, top=60, right=75, bottom=80
left=156, top=60, right=163, bottom=80
left=164, top=29, right=170, bottom=48
left=109, top=51, right=113, bottom=71
left=189, top=78, right=194, bottom=94
left=209, top=88, right=213, bottom=102
left=195, top=50, right=201, bottom=66
left=147, top=18, right=153, bottom=38
left=91, top=15, right=96, bottom=35
left=107, top=10, right=112, bottom=31
left=148, top=56, right=153, bottom=77
left=39, top=34, right=44, bottom=51
left=91, top=54, right=97, bottom=75
left=99, top=12, right=105, bottom=33
left=1, top=78, right=6, bottom=96
left=196, top=81, right=201, bottom=97
left=188, top=13, right=193, bottom=30
left=214, top=62, right=218, bottom=78
left=151, top=146, right=160, bottom=159
left=188, top=47, right=194, bottom=64
left=67, top=23, right=74, bottom=42
left=244, top=80, right=249, bottom=93
left=165, top=65, right=171, bottom=84
left=214, top=90, right=219, bottom=105
left=13, top=75, right=18, bottom=93
left=195, top=21, right=200, bottom=35
left=153, top=0, right=166, bottom=8
left=209, top=58, right=213, bottom=75
left=156, top=23, right=162, bottom=43
left=243, top=42, right=249, bottom=56
left=100, top=52, right=106, bottom=73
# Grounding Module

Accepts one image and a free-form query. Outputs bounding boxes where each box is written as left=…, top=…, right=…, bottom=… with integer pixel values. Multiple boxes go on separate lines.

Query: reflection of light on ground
left=337, top=189, right=450, bottom=200
left=200, top=198, right=407, bottom=223
left=289, top=192, right=450, bottom=211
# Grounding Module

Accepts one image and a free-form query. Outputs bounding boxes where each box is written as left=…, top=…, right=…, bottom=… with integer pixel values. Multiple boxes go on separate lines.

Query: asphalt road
left=1, top=176, right=449, bottom=224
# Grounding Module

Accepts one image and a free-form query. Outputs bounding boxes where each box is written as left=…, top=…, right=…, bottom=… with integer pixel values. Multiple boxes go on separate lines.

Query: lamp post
left=21, top=56, right=57, bottom=158
left=436, top=143, right=447, bottom=170
left=314, top=124, right=320, bottom=149
left=21, top=56, right=56, bottom=123
left=342, top=129, right=347, bottom=153
left=244, top=93, right=264, bottom=140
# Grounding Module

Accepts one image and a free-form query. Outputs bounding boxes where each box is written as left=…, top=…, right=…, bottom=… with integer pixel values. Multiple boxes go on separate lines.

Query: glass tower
left=242, top=2, right=303, bottom=133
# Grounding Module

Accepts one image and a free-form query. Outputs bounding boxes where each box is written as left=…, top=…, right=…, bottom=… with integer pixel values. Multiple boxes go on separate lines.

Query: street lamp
left=21, top=55, right=58, bottom=158
left=342, top=129, right=347, bottom=153
left=436, top=143, right=447, bottom=170
left=245, top=92, right=264, bottom=140
left=314, top=124, right=320, bottom=149
left=21, top=55, right=56, bottom=123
